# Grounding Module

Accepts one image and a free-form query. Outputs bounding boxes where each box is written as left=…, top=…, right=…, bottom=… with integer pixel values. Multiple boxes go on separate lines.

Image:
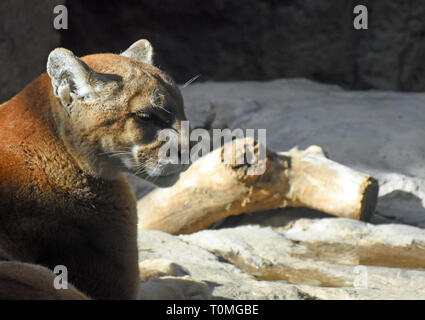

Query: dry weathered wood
left=137, top=138, right=378, bottom=234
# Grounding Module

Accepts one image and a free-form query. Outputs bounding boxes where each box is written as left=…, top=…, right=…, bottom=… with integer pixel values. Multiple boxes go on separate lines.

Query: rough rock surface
left=62, top=0, right=425, bottom=91
left=135, top=79, right=425, bottom=299
left=133, top=78, right=425, bottom=228
left=138, top=220, right=425, bottom=300
left=0, top=0, right=61, bottom=102
left=2, top=1, right=425, bottom=102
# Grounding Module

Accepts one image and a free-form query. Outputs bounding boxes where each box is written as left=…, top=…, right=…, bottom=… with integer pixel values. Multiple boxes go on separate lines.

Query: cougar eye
left=134, top=110, right=171, bottom=126
left=135, top=111, right=152, bottom=122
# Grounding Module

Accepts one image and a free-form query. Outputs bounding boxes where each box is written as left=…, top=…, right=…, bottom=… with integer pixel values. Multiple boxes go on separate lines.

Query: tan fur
left=0, top=40, right=187, bottom=299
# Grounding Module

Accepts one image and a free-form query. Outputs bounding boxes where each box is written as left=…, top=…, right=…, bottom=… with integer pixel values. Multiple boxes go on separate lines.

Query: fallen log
left=137, top=138, right=378, bottom=234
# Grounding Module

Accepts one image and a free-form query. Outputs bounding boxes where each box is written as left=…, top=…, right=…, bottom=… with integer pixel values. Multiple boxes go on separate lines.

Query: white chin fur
left=147, top=165, right=163, bottom=177
left=121, top=157, right=134, bottom=170
left=132, top=145, right=140, bottom=159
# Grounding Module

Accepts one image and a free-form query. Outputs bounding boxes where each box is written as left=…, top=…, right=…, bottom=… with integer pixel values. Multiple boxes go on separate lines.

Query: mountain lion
left=0, top=39, right=189, bottom=299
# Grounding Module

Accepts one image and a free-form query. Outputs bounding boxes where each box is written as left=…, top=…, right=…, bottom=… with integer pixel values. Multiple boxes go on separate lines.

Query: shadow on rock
left=372, top=190, right=425, bottom=228
left=211, top=207, right=334, bottom=230
left=213, top=190, right=425, bottom=229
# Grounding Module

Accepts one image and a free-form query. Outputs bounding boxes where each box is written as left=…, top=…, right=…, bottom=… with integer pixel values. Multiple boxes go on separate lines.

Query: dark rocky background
left=2, top=0, right=425, bottom=102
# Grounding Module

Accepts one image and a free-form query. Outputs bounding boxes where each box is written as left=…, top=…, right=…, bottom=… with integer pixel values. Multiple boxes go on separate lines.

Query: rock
left=357, top=1, right=425, bottom=91
left=138, top=276, right=212, bottom=300
left=0, top=0, right=61, bottom=102
left=135, top=78, right=425, bottom=299
left=61, top=0, right=425, bottom=91
left=133, top=78, right=425, bottom=226
left=284, top=218, right=425, bottom=269
left=372, top=173, right=425, bottom=227
left=3, top=2, right=425, bottom=101
left=138, top=258, right=190, bottom=282
left=177, top=78, right=425, bottom=228
left=137, top=220, right=425, bottom=300
left=137, top=229, right=304, bottom=299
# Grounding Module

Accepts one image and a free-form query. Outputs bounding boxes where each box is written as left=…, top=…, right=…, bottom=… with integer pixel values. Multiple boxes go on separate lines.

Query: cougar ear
left=121, top=39, right=154, bottom=65
left=47, top=48, right=121, bottom=107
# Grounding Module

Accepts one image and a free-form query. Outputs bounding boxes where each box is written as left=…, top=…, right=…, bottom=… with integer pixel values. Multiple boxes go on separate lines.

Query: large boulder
left=3, top=1, right=425, bottom=101
left=132, top=78, right=425, bottom=228
left=62, top=0, right=425, bottom=91
left=135, top=78, right=425, bottom=299
left=138, top=220, right=425, bottom=299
